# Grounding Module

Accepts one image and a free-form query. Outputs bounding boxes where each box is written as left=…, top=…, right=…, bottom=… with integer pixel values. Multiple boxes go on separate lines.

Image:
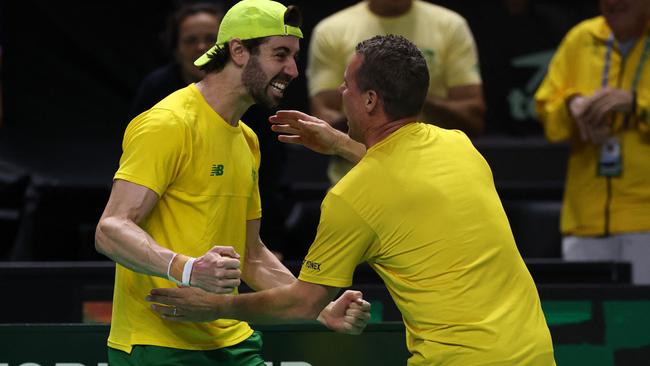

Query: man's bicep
left=101, top=179, right=159, bottom=224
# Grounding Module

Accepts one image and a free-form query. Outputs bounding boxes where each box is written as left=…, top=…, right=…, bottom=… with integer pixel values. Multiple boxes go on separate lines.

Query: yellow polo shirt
left=300, top=123, right=555, bottom=365
left=109, top=84, right=260, bottom=353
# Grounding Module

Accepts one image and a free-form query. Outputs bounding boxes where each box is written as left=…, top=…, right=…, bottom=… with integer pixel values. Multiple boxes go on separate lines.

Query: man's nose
left=285, top=58, right=299, bottom=79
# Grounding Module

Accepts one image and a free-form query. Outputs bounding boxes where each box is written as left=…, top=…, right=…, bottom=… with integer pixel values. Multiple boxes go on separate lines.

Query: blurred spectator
left=473, top=0, right=575, bottom=135
left=535, top=0, right=650, bottom=284
left=130, top=2, right=223, bottom=118
left=306, top=0, right=485, bottom=184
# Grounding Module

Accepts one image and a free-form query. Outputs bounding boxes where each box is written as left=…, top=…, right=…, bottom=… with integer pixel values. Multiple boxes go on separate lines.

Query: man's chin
left=255, top=94, right=282, bottom=109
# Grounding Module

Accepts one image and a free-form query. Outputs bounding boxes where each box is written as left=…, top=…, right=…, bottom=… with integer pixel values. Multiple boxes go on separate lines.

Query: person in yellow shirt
left=535, top=0, right=650, bottom=284
left=308, top=0, right=486, bottom=184
left=147, top=34, right=555, bottom=366
left=95, top=1, right=370, bottom=365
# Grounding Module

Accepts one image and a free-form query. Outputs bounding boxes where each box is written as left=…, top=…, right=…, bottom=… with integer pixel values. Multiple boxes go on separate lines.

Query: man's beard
left=242, top=55, right=282, bottom=108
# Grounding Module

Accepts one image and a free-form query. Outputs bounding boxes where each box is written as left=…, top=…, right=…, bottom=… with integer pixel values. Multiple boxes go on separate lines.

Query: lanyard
left=601, top=32, right=650, bottom=91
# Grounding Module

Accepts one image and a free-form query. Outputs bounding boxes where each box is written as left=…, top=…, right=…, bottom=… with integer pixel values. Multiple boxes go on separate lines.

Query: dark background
left=0, top=0, right=599, bottom=260
left=0, top=0, right=598, bottom=183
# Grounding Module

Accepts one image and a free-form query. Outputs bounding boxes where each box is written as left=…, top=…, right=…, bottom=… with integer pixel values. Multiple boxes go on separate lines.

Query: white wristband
left=166, top=253, right=180, bottom=284
left=182, top=257, right=196, bottom=286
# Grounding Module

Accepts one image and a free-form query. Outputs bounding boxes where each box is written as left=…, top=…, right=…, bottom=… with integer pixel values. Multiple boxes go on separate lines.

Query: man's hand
left=191, top=246, right=241, bottom=294
left=317, top=290, right=371, bottom=335
left=569, top=88, right=633, bottom=144
left=269, top=110, right=346, bottom=155
left=568, top=94, right=593, bottom=142
left=146, top=287, right=224, bottom=322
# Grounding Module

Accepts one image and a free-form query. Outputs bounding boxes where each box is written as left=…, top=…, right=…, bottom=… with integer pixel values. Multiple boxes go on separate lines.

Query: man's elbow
left=94, top=217, right=118, bottom=258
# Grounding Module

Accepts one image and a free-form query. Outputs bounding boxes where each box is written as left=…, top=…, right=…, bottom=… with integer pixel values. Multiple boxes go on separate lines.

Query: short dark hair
left=354, top=35, right=429, bottom=120
left=164, top=2, right=224, bottom=56
left=199, top=4, right=303, bottom=74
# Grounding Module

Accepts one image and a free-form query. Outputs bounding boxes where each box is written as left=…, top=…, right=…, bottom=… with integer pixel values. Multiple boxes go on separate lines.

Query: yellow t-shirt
left=108, top=84, right=260, bottom=353
left=535, top=17, right=650, bottom=236
left=307, top=0, right=481, bottom=99
left=299, top=124, right=555, bottom=366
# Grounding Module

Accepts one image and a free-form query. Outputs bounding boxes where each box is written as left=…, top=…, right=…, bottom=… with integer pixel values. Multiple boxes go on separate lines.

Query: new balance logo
left=211, top=164, right=224, bottom=176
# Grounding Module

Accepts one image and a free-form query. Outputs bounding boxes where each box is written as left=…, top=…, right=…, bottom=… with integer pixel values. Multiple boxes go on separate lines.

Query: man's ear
left=364, top=90, right=379, bottom=113
left=228, top=39, right=249, bottom=67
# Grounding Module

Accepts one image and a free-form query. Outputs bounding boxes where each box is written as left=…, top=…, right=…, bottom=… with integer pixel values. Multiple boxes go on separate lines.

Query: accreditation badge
left=598, top=136, right=622, bottom=177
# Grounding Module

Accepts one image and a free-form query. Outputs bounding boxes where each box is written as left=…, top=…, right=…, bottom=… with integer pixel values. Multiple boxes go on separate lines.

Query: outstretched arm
left=237, top=218, right=372, bottom=333
left=269, top=110, right=366, bottom=163
left=147, top=281, right=371, bottom=335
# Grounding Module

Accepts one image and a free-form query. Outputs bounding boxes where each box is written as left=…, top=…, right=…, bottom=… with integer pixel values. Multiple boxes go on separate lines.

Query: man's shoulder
left=127, top=107, right=186, bottom=136
left=129, top=87, right=197, bottom=132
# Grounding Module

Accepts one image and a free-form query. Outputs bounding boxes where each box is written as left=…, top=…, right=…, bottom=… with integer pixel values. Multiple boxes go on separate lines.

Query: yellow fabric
left=299, top=123, right=555, bottom=366
left=535, top=16, right=650, bottom=236
left=306, top=0, right=481, bottom=98
left=109, top=84, right=260, bottom=353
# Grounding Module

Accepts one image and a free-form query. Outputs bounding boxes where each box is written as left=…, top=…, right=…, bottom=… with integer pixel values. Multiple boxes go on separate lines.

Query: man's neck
left=364, top=116, right=415, bottom=148
left=196, top=70, right=253, bottom=126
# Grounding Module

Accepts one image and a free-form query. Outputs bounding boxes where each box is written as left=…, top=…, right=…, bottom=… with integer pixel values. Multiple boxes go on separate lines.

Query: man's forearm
left=222, top=282, right=329, bottom=324
left=95, top=216, right=176, bottom=278
left=242, top=220, right=296, bottom=291
left=334, top=132, right=366, bottom=164
left=243, top=247, right=296, bottom=291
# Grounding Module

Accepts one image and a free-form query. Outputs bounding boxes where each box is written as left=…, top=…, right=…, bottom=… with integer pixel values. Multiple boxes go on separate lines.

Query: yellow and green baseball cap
left=194, top=0, right=303, bottom=67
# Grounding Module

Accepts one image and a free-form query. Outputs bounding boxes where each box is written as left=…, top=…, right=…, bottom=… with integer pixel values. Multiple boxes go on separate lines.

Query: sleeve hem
left=298, top=273, right=352, bottom=288
left=114, top=173, right=164, bottom=197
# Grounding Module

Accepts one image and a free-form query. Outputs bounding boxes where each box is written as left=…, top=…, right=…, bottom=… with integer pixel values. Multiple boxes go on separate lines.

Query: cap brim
left=194, top=44, right=221, bottom=67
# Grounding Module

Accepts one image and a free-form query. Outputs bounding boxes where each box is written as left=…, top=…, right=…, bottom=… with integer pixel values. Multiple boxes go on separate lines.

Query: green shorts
left=108, top=331, right=265, bottom=366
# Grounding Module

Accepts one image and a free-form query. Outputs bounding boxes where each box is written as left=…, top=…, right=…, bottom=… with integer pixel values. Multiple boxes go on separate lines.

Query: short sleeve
left=298, top=193, right=376, bottom=288
left=444, top=18, right=482, bottom=87
left=114, top=110, right=188, bottom=196
left=306, top=22, right=347, bottom=97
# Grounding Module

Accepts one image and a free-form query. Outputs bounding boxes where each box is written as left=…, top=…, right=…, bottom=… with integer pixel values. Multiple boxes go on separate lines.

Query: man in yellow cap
left=95, top=1, right=370, bottom=364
